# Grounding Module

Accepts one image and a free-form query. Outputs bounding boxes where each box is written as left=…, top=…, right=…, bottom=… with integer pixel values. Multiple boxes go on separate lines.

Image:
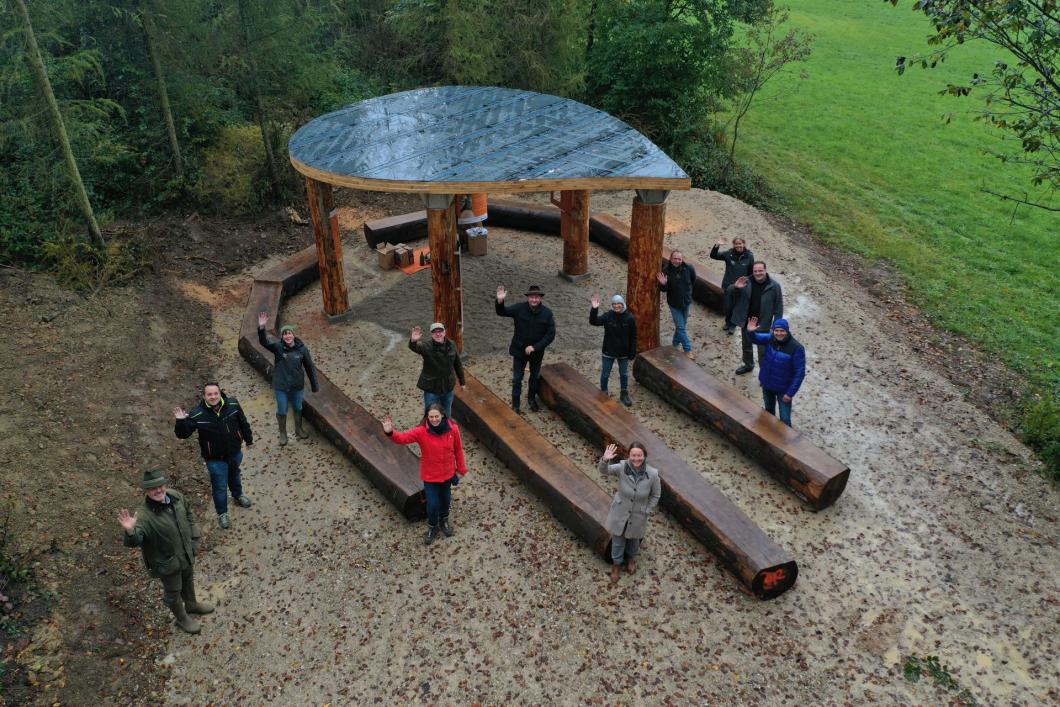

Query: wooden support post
left=626, top=190, right=668, bottom=352
left=426, top=194, right=463, bottom=351
left=305, top=177, right=350, bottom=318
left=557, top=189, right=590, bottom=282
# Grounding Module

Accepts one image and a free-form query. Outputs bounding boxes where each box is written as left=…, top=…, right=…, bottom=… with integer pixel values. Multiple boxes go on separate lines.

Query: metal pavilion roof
left=288, top=86, right=690, bottom=193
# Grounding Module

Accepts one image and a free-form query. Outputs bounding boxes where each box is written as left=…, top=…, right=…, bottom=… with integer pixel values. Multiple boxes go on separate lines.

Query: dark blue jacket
left=750, top=331, right=806, bottom=398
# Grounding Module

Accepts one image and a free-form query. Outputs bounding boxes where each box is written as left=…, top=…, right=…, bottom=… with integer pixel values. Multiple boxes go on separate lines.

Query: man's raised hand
left=173, top=406, right=188, bottom=419
left=257, top=311, right=269, bottom=328
left=496, top=285, right=507, bottom=302
left=590, top=294, right=601, bottom=309
left=410, top=326, right=422, bottom=342
left=117, top=508, right=138, bottom=533
left=656, top=272, right=668, bottom=285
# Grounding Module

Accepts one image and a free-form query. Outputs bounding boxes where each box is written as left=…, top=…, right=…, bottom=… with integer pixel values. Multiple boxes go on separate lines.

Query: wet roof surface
left=288, top=86, right=689, bottom=191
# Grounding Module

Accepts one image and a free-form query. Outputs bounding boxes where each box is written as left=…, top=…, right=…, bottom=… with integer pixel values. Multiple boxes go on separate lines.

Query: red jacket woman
left=382, top=404, right=468, bottom=544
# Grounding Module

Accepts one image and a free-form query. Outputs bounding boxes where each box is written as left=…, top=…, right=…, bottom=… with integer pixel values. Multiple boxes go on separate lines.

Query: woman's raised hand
left=381, top=413, right=393, bottom=434
left=257, top=311, right=269, bottom=327
left=117, top=508, right=138, bottom=533
left=602, top=443, right=618, bottom=461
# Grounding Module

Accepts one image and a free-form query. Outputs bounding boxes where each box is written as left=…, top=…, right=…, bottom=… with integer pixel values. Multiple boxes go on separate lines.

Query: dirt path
left=155, top=189, right=1057, bottom=706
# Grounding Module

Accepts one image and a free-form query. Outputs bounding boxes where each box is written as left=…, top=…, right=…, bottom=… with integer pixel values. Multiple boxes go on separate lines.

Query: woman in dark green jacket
left=118, top=469, right=213, bottom=634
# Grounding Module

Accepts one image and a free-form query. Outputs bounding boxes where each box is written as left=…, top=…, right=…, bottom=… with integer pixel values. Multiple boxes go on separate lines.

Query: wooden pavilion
left=287, top=86, right=691, bottom=352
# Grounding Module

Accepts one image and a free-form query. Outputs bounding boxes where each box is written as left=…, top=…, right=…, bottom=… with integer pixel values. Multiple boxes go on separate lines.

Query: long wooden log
left=305, top=177, right=349, bottom=316
left=427, top=196, right=463, bottom=351
left=238, top=251, right=426, bottom=521
left=627, top=195, right=666, bottom=352
left=634, top=347, right=849, bottom=510
left=453, top=375, right=612, bottom=560
left=538, top=363, right=798, bottom=598
left=559, top=190, right=590, bottom=280
left=363, top=210, right=428, bottom=248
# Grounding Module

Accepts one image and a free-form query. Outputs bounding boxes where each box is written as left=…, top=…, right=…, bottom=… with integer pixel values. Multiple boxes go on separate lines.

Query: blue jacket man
left=746, top=318, right=805, bottom=427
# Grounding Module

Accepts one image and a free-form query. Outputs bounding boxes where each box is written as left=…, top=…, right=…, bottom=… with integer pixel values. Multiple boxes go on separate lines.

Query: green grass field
left=734, top=0, right=1059, bottom=394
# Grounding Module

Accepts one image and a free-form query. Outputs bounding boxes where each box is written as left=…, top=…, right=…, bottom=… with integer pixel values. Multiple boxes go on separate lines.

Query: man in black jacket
left=656, top=250, right=697, bottom=359
left=729, top=261, right=784, bottom=375
left=590, top=293, right=637, bottom=407
left=409, top=322, right=466, bottom=417
left=174, top=382, right=253, bottom=529
left=495, top=284, right=556, bottom=413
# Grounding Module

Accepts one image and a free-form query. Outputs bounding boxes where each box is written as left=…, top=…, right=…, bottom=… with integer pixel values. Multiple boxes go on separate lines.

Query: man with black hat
left=117, top=469, right=214, bottom=634
left=409, top=322, right=466, bottom=418
left=495, top=284, right=556, bottom=412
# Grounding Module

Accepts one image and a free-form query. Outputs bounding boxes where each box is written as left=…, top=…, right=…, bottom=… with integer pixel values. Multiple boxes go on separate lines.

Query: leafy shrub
left=1022, top=397, right=1060, bottom=481
left=674, top=135, right=773, bottom=207
left=41, top=231, right=146, bottom=292
left=191, top=123, right=268, bottom=215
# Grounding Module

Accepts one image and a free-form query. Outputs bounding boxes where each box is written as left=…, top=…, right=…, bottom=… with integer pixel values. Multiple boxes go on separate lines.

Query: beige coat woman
left=598, top=454, right=662, bottom=539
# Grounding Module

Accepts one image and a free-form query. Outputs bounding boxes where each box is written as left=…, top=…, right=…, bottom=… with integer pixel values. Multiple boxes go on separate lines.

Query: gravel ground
left=160, top=189, right=1057, bottom=706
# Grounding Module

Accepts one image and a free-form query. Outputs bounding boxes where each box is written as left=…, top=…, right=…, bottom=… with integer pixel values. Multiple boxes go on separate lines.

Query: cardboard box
left=467, top=227, right=488, bottom=256
left=394, top=245, right=414, bottom=268
left=376, top=242, right=397, bottom=270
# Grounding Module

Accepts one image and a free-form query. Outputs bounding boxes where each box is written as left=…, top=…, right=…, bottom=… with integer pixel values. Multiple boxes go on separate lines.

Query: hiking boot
left=217, top=513, right=230, bottom=530
left=181, top=575, right=215, bottom=615
left=424, top=525, right=440, bottom=546
left=619, top=390, right=633, bottom=407
left=236, top=495, right=253, bottom=508
left=168, top=600, right=201, bottom=634
left=686, top=351, right=696, bottom=360
left=735, top=364, right=754, bottom=375
left=293, top=410, right=309, bottom=439
left=528, top=396, right=540, bottom=412
left=609, top=563, right=622, bottom=584
left=276, top=414, right=288, bottom=446
left=626, top=558, right=638, bottom=575
left=440, top=516, right=454, bottom=537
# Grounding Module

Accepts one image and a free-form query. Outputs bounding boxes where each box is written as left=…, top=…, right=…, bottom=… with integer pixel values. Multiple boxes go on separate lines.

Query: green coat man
left=118, top=469, right=213, bottom=634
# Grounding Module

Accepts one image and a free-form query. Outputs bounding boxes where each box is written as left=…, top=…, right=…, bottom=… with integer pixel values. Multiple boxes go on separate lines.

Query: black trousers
left=511, top=351, right=545, bottom=401
left=741, top=327, right=766, bottom=367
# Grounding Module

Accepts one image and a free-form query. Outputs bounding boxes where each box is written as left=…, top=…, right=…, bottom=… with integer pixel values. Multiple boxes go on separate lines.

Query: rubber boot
left=181, top=574, right=215, bottom=615
left=167, top=600, right=201, bottom=634
left=276, top=414, right=288, bottom=446
left=424, top=524, right=440, bottom=546
left=440, top=516, right=454, bottom=537
left=619, top=390, right=633, bottom=407
left=293, top=410, right=309, bottom=439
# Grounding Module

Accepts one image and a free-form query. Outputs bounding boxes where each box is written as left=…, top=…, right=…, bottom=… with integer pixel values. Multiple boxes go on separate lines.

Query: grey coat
left=729, top=275, right=783, bottom=332
left=599, top=457, right=662, bottom=539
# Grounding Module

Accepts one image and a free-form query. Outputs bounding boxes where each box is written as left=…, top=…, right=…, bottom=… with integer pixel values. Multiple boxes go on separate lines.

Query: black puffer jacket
left=258, top=328, right=319, bottom=392
left=658, top=262, right=696, bottom=308
left=709, top=245, right=754, bottom=289
left=174, top=394, right=253, bottom=461
left=495, top=300, right=556, bottom=357
left=589, top=306, right=638, bottom=359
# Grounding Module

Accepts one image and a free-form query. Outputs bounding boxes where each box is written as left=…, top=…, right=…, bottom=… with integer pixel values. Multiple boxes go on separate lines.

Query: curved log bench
left=634, top=347, right=849, bottom=510
left=360, top=200, right=726, bottom=312
left=238, top=246, right=426, bottom=520
left=538, top=362, right=798, bottom=599
left=453, top=375, right=613, bottom=560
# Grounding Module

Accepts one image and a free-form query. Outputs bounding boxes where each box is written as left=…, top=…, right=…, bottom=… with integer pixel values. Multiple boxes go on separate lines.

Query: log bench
left=238, top=246, right=426, bottom=520
left=634, top=347, right=849, bottom=510
left=362, top=210, right=428, bottom=248
left=538, top=362, right=797, bottom=598
left=453, top=375, right=613, bottom=560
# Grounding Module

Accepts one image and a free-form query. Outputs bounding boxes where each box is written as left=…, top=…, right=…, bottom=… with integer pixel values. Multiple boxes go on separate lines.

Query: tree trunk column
left=426, top=194, right=463, bottom=351
left=558, top=189, right=590, bottom=282
left=626, top=190, right=669, bottom=353
left=305, top=177, right=350, bottom=318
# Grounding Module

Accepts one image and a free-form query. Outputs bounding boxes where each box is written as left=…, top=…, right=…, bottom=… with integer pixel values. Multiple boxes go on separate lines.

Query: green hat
left=141, top=468, right=168, bottom=489
left=279, top=324, right=296, bottom=335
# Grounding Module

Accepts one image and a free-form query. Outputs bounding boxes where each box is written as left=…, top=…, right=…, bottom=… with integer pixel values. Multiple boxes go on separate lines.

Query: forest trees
left=891, top=0, right=1060, bottom=209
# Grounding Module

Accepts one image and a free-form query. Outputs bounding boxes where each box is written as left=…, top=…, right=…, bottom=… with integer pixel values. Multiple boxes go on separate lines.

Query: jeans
left=610, top=535, right=642, bottom=565
left=669, top=304, right=692, bottom=352
left=205, top=451, right=244, bottom=515
left=600, top=356, right=630, bottom=392
left=423, top=389, right=455, bottom=418
left=762, top=389, right=793, bottom=427
left=741, top=327, right=766, bottom=367
left=423, top=478, right=454, bottom=527
left=274, top=387, right=305, bottom=416
left=512, top=351, right=545, bottom=403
